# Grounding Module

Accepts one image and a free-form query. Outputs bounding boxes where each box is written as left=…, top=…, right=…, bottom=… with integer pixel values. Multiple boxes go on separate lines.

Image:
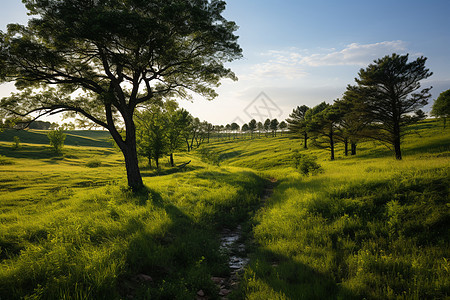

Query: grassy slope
left=0, top=138, right=265, bottom=299
left=0, top=119, right=448, bottom=299
left=205, top=119, right=450, bottom=299
left=0, top=129, right=112, bottom=148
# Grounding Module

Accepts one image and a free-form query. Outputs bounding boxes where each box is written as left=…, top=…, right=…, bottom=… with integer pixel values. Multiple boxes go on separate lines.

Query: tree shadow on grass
left=0, top=144, right=56, bottom=160
left=240, top=248, right=358, bottom=300
left=119, top=188, right=229, bottom=299
left=140, top=165, right=205, bottom=178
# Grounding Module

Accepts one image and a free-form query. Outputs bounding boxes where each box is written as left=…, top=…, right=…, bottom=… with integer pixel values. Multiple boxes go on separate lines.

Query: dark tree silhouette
left=270, top=119, right=279, bottom=137
left=307, top=102, right=343, bottom=160
left=279, top=121, right=287, bottom=136
left=264, top=118, right=271, bottom=137
left=231, top=122, right=240, bottom=139
left=0, top=0, right=242, bottom=189
left=352, top=53, right=432, bottom=160
left=248, top=119, right=257, bottom=138
left=257, top=121, right=263, bottom=138
left=286, top=105, right=310, bottom=148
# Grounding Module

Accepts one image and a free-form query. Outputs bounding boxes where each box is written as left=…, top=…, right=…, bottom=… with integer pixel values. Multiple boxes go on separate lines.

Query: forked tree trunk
left=109, top=113, right=144, bottom=190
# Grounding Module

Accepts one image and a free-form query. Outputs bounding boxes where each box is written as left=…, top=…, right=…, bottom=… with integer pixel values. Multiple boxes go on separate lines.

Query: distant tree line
left=132, top=101, right=292, bottom=168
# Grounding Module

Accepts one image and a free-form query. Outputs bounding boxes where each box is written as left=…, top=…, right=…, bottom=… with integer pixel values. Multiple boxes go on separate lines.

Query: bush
left=86, top=159, right=102, bottom=168
left=198, top=147, right=221, bottom=166
left=47, top=128, right=66, bottom=155
left=11, top=136, right=21, bottom=150
left=292, top=151, right=323, bottom=176
left=0, top=155, right=14, bottom=165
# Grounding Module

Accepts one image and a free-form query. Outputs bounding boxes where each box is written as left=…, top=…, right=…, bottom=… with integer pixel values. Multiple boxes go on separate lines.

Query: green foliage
left=0, top=155, right=14, bottom=165
left=0, top=140, right=265, bottom=299
left=12, top=136, right=20, bottom=150
left=0, top=119, right=448, bottom=299
left=291, top=151, right=323, bottom=176
left=0, top=0, right=242, bottom=189
left=197, top=119, right=449, bottom=299
left=197, top=147, right=221, bottom=166
left=351, top=53, right=433, bottom=160
left=86, top=159, right=102, bottom=168
left=47, top=128, right=66, bottom=155
left=431, top=89, right=450, bottom=127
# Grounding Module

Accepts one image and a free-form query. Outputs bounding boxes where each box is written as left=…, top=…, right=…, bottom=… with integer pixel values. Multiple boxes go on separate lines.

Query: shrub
left=11, top=136, right=21, bottom=150
left=198, top=147, right=221, bottom=166
left=0, top=155, right=14, bottom=165
left=86, top=159, right=102, bottom=168
left=292, top=151, right=323, bottom=176
left=47, top=128, right=66, bottom=155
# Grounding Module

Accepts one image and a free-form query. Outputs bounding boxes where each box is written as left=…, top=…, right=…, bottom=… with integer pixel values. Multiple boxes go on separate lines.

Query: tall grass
left=0, top=141, right=265, bottom=299
left=0, top=119, right=448, bottom=299
left=206, top=119, right=449, bottom=299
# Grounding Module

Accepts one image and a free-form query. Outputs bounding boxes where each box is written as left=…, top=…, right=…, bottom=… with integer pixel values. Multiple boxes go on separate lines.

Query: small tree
left=279, top=121, right=287, bottom=136
left=47, top=128, right=66, bottom=155
left=270, top=118, right=279, bottom=137
left=431, top=89, right=450, bottom=128
left=264, top=119, right=271, bottom=137
left=257, top=121, right=263, bottom=138
left=230, top=122, right=240, bottom=139
left=166, top=106, right=190, bottom=167
left=241, top=123, right=249, bottom=138
left=12, top=136, right=21, bottom=150
left=136, top=106, right=168, bottom=169
left=307, top=102, right=343, bottom=161
left=292, top=151, right=323, bottom=176
left=248, top=119, right=257, bottom=138
left=287, top=105, right=310, bottom=148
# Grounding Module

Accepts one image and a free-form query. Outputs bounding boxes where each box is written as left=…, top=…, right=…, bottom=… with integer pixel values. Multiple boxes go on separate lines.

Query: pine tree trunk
left=170, top=153, right=174, bottom=167
left=351, top=142, right=357, bottom=155
left=304, top=132, right=308, bottom=149
left=344, top=138, right=348, bottom=156
left=394, top=138, right=402, bottom=160
left=330, top=129, right=335, bottom=161
left=393, top=124, right=402, bottom=160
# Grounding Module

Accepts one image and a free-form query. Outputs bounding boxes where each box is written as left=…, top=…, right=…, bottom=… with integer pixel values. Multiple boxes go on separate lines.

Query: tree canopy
left=351, top=53, right=432, bottom=160
left=0, top=0, right=242, bottom=189
left=431, top=89, right=450, bottom=128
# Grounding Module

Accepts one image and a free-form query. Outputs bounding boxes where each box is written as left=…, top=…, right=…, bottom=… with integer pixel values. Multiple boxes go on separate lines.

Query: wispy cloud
left=300, top=40, right=408, bottom=66
left=242, top=41, right=410, bottom=81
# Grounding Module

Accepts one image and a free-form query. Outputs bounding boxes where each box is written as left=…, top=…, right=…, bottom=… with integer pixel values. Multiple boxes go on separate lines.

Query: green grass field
left=0, top=119, right=448, bottom=299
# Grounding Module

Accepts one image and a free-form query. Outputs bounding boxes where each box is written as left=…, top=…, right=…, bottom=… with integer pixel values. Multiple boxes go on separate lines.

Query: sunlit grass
left=207, top=119, right=449, bottom=299
left=0, top=119, right=448, bottom=299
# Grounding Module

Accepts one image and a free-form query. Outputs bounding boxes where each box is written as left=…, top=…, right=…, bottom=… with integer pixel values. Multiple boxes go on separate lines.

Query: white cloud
left=246, top=62, right=308, bottom=80
left=241, top=41, right=409, bottom=81
left=300, top=40, right=408, bottom=66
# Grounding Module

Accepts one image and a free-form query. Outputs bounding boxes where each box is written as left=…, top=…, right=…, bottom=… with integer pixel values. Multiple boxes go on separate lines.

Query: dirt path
left=197, top=177, right=277, bottom=299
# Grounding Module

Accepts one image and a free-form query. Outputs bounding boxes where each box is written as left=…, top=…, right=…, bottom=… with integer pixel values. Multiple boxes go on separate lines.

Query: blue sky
left=1, top=0, right=449, bottom=125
